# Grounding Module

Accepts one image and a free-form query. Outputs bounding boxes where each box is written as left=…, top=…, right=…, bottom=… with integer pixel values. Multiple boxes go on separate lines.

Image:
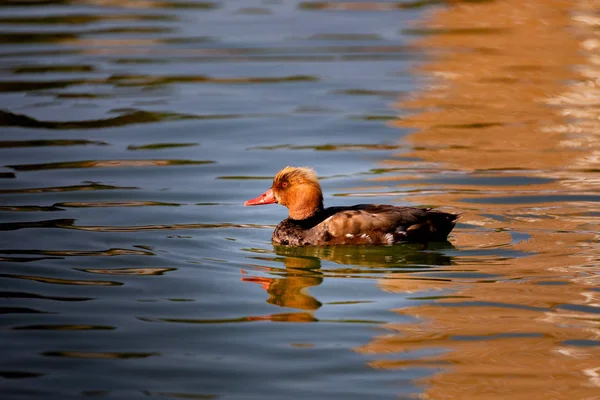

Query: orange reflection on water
left=362, top=0, right=600, bottom=398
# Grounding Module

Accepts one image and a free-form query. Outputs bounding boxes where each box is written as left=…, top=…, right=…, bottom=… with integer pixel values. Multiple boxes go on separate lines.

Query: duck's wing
left=321, top=205, right=457, bottom=244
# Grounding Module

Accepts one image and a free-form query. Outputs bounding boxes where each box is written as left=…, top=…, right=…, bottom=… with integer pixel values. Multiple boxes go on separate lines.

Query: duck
left=244, top=166, right=458, bottom=246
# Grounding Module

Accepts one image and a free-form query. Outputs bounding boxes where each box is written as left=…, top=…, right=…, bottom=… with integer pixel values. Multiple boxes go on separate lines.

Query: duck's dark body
left=272, top=204, right=457, bottom=246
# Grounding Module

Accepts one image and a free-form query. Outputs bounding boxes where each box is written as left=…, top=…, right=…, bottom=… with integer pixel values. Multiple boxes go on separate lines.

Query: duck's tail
left=405, top=209, right=459, bottom=243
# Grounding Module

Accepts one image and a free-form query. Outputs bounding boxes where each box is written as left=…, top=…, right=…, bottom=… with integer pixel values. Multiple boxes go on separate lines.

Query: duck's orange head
left=244, top=166, right=324, bottom=220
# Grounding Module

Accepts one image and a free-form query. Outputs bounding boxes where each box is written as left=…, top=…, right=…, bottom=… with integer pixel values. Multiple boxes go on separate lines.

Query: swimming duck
left=244, top=166, right=458, bottom=246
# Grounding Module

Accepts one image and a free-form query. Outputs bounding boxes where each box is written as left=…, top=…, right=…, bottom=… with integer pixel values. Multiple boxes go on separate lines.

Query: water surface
left=1, top=0, right=599, bottom=399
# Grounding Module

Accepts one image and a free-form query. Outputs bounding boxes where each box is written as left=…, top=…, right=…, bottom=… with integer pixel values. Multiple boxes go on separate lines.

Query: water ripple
left=42, top=351, right=159, bottom=359
left=0, top=139, right=108, bottom=148
left=0, top=291, right=92, bottom=302
left=12, top=324, right=115, bottom=331
left=0, top=248, right=154, bottom=257
left=6, top=159, right=214, bottom=171
left=0, top=109, right=240, bottom=129
left=0, top=273, right=123, bottom=286
left=0, top=183, right=138, bottom=194
left=76, top=267, right=175, bottom=276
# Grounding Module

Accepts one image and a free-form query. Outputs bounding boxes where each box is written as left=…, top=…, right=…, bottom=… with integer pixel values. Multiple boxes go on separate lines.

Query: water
left=1, top=0, right=599, bottom=399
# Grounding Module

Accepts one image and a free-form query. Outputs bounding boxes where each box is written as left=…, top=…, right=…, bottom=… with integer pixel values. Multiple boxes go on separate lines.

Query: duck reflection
left=272, top=243, right=454, bottom=269
left=242, top=247, right=323, bottom=311
left=243, top=243, right=454, bottom=314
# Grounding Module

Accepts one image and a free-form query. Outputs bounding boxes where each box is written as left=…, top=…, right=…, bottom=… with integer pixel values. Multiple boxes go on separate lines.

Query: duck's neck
left=288, top=189, right=324, bottom=221
left=289, top=204, right=323, bottom=220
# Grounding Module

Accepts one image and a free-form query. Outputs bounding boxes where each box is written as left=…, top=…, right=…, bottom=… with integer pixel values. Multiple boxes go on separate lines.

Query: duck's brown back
left=272, top=204, right=458, bottom=246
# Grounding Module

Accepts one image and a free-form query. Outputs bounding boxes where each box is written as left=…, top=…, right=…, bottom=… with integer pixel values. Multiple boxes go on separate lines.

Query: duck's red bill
left=244, top=188, right=276, bottom=206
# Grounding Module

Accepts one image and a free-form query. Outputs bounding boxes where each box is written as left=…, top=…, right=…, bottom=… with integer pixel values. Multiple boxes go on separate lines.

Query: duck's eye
left=281, top=182, right=288, bottom=188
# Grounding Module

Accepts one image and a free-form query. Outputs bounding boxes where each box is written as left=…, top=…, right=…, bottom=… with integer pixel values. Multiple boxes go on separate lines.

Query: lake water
left=1, top=0, right=599, bottom=399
